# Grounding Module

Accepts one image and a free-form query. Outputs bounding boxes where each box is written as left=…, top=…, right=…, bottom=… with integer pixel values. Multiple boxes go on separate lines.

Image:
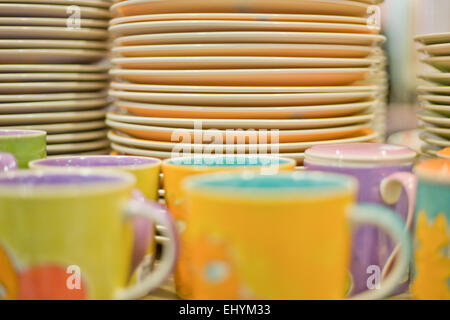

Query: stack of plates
left=0, top=0, right=111, bottom=156
left=416, top=32, right=450, bottom=158
left=108, top=0, right=386, bottom=165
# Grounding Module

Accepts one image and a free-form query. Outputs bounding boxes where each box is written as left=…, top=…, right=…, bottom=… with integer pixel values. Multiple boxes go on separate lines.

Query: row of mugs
left=0, top=129, right=449, bottom=299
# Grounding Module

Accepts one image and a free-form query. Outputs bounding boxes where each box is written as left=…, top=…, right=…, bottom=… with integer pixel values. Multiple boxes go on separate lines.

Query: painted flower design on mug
left=412, top=212, right=450, bottom=300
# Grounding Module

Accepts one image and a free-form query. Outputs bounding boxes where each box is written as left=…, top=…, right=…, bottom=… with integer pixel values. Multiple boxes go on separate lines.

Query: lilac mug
left=0, top=153, right=17, bottom=172
left=304, top=143, right=417, bottom=296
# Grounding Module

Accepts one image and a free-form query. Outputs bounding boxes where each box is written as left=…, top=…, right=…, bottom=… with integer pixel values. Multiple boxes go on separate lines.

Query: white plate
left=418, top=94, right=450, bottom=105
left=0, top=109, right=106, bottom=125
left=108, top=128, right=377, bottom=152
left=0, top=3, right=110, bottom=19
left=0, top=72, right=108, bottom=82
left=110, top=67, right=372, bottom=86
left=47, top=130, right=107, bottom=144
left=3, top=120, right=106, bottom=133
left=110, top=13, right=368, bottom=26
left=419, top=73, right=450, bottom=85
left=0, top=49, right=105, bottom=64
left=0, top=81, right=107, bottom=94
left=0, top=91, right=106, bottom=102
left=415, top=32, right=450, bottom=45
left=417, top=85, right=450, bottom=96
left=0, top=26, right=108, bottom=40
left=107, top=111, right=373, bottom=130
left=109, top=20, right=377, bottom=37
left=417, top=111, right=450, bottom=128
left=112, top=31, right=385, bottom=46
left=109, top=89, right=375, bottom=107
left=419, top=43, right=450, bottom=56
left=0, top=17, right=108, bottom=28
left=111, top=0, right=369, bottom=17
left=110, top=82, right=377, bottom=93
left=111, top=56, right=376, bottom=69
left=421, top=124, right=450, bottom=139
left=112, top=43, right=377, bottom=58
left=422, top=56, right=450, bottom=72
left=1, top=0, right=111, bottom=8
left=0, top=39, right=108, bottom=49
left=0, top=98, right=110, bottom=114
left=0, top=64, right=108, bottom=73
left=47, top=139, right=110, bottom=155
left=115, top=99, right=375, bottom=119
left=421, top=103, right=450, bottom=116
left=419, top=132, right=450, bottom=148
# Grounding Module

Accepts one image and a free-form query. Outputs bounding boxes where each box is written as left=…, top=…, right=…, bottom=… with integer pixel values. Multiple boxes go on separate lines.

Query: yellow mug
left=162, top=154, right=295, bottom=299
left=183, top=171, right=412, bottom=299
left=0, top=169, right=176, bottom=300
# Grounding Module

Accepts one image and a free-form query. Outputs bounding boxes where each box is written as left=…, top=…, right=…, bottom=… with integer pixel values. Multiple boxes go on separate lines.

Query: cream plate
left=0, top=81, right=107, bottom=94
left=111, top=31, right=385, bottom=46
left=1, top=0, right=111, bottom=8
left=0, top=49, right=105, bottom=64
left=107, top=128, right=377, bottom=152
left=419, top=43, right=450, bottom=56
left=0, top=39, right=108, bottom=49
left=422, top=56, right=450, bottom=72
left=0, top=72, right=108, bottom=82
left=418, top=94, right=450, bottom=105
left=0, top=109, right=106, bottom=125
left=106, top=111, right=373, bottom=130
left=111, top=56, right=376, bottom=69
left=47, top=139, right=110, bottom=155
left=421, top=144, right=442, bottom=157
left=110, top=68, right=372, bottom=86
left=421, top=124, right=450, bottom=139
left=417, top=85, right=450, bottom=96
left=0, top=98, right=110, bottom=114
left=0, top=17, right=108, bottom=28
left=417, top=111, right=450, bottom=128
left=47, top=130, right=107, bottom=144
left=0, top=26, right=108, bottom=40
left=419, top=73, right=450, bottom=86
left=106, top=119, right=370, bottom=143
left=3, top=120, right=107, bottom=134
left=0, top=91, right=106, bottom=102
left=110, top=13, right=368, bottom=26
left=115, top=99, right=375, bottom=119
left=415, top=32, right=450, bottom=45
left=111, top=0, right=369, bottom=17
left=112, top=43, right=377, bottom=58
left=0, top=64, right=108, bottom=73
left=110, top=82, right=377, bottom=93
left=0, top=3, right=110, bottom=19
left=109, top=89, right=375, bottom=107
left=419, top=132, right=450, bottom=148
left=421, top=103, right=450, bottom=116
left=109, top=20, right=378, bottom=37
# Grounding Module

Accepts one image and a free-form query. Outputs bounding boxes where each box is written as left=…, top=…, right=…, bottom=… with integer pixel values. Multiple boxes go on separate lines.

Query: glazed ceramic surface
left=0, top=153, right=16, bottom=172
left=0, top=130, right=46, bottom=168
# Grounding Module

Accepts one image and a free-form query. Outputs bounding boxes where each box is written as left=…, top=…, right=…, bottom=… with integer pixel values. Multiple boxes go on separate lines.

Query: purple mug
left=304, top=143, right=417, bottom=296
left=0, top=153, right=17, bottom=172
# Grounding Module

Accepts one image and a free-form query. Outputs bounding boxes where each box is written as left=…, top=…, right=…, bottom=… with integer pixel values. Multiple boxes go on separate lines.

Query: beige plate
left=47, top=129, right=107, bottom=144
left=0, top=72, right=108, bottom=82
left=419, top=73, right=450, bottom=86
left=0, top=98, right=110, bottom=114
left=417, top=111, right=450, bottom=128
left=418, top=94, right=450, bottom=105
left=417, top=85, right=450, bottom=96
left=110, top=13, right=368, bottom=26
left=0, top=91, right=106, bottom=102
left=0, top=109, right=106, bottom=125
left=0, top=39, right=108, bottom=49
left=422, top=56, right=450, bottom=72
left=112, top=31, right=385, bottom=46
left=1, top=0, right=110, bottom=8
left=0, top=49, right=105, bottom=64
left=116, top=99, right=374, bottom=119
left=421, top=144, right=442, bottom=157
left=111, top=0, right=369, bottom=17
left=419, top=131, right=450, bottom=148
left=3, top=120, right=106, bottom=133
left=415, top=32, right=450, bottom=45
left=110, top=67, right=372, bottom=86
left=419, top=43, right=450, bottom=56
left=111, top=56, right=376, bottom=69
left=421, top=123, right=450, bottom=139
left=108, top=128, right=377, bottom=152
left=110, top=82, right=377, bottom=93
left=0, top=81, right=108, bottom=94
left=0, top=26, right=108, bottom=40
left=109, top=20, right=378, bottom=37
left=0, top=3, right=110, bottom=19
left=0, top=64, right=108, bottom=73
left=109, top=89, right=375, bottom=107
left=112, top=43, right=377, bottom=58
left=107, top=111, right=373, bottom=130
left=47, top=139, right=110, bottom=155
left=421, top=103, right=450, bottom=116
left=0, top=17, right=108, bottom=28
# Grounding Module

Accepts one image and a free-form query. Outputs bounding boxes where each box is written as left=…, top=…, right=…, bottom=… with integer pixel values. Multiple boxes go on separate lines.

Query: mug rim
left=0, top=169, right=136, bottom=197
left=414, top=158, right=450, bottom=185
left=0, top=129, right=46, bottom=139
left=29, top=155, right=161, bottom=170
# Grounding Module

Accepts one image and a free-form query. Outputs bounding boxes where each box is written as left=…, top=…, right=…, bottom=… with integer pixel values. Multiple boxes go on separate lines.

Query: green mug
left=0, top=130, right=46, bottom=169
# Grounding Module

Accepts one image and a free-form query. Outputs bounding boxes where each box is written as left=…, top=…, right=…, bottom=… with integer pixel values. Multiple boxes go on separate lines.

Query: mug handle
left=348, top=203, right=412, bottom=300
left=379, top=172, right=417, bottom=279
left=115, top=199, right=178, bottom=300
left=0, top=153, right=17, bottom=172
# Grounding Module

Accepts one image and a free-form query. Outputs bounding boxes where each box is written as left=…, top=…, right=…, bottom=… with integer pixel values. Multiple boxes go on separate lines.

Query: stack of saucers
left=107, top=0, right=386, bottom=165
left=0, top=0, right=112, bottom=156
left=415, top=32, right=450, bottom=158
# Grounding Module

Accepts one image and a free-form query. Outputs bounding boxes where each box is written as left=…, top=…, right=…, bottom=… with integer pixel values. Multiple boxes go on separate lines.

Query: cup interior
left=166, top=155, right=292, bottom=168
left=0, top=172, right=124, bottom=186
left=0, top=129, right=45, bottom=137
left=31, top=155, right=160, bottom=168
